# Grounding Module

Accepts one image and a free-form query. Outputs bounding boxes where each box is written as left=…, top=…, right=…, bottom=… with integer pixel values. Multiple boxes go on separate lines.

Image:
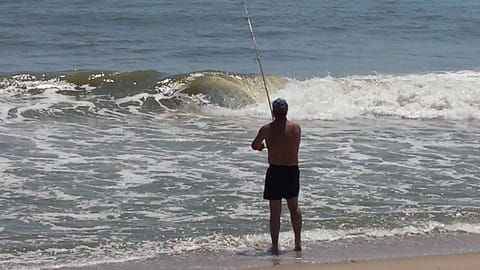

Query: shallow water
left=1, top=113, right=480, bottom=269
left=1, top=1, right=480, bottom=269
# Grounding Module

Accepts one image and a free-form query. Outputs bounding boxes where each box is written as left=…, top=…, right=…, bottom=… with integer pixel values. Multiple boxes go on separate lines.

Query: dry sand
left=246, top=252, right=480, bottom=270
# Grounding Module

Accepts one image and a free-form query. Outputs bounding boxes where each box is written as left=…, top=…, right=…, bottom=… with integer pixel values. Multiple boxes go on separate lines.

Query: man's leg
left=287, top=197, right=302, bottom=251
left=269, top=199, right=282, bottom=253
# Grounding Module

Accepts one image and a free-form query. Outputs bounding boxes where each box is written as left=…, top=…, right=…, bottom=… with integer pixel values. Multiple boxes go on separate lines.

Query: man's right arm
left=251, top=126, right=267, bottom=151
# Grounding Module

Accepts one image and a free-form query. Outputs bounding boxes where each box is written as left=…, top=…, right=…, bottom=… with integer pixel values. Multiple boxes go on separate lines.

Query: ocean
left=1, top=0, right=480, bottom=269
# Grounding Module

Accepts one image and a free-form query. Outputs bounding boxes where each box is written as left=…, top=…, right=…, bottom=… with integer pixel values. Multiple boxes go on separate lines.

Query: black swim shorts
left=263, top=165, right=300, bottom=200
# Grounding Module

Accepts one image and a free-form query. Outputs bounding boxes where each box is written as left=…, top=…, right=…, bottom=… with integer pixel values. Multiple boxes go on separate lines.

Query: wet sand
left=246, top=252, right=480, bottom=270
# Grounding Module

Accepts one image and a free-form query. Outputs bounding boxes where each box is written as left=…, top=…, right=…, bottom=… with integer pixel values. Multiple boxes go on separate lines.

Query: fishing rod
left=242, top=2, right=274, bottom=120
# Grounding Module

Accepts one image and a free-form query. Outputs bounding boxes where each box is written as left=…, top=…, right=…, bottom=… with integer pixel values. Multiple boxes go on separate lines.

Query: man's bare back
left=252, top=119, right=301, bottom=166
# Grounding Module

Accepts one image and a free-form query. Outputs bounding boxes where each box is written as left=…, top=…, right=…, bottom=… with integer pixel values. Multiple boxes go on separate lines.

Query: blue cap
left=272, top=98, right=288, bottom=114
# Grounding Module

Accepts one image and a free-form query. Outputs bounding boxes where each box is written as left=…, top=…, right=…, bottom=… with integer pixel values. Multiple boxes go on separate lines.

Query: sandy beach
left=246, top=252, right=480, bottom=270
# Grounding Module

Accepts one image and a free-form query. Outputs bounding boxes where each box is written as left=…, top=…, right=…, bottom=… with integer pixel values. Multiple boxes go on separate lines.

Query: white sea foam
left=2, top=70, right=479, bottom=122
left=0, top=79, right=95, bottom=122
left=1, top=74, right=479, bottom=269
left=32, top=221, right=476, bottom=269
left=209, top=70, right=480, bottom=121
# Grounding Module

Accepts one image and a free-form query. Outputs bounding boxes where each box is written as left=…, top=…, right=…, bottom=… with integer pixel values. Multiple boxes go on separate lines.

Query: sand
left=245, top=252, right=480, bottom=270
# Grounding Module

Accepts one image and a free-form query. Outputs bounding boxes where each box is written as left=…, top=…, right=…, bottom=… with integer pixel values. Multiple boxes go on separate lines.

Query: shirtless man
left=251, top=98, right=302, bottom=253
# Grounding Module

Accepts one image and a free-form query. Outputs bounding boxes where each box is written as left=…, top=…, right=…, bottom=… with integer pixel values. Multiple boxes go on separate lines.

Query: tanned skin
left=251, top=110, right=302, bottom=253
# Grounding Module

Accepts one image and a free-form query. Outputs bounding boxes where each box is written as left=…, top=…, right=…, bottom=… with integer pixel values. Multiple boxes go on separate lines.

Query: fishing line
left=242, top=2, right=274, bottom=120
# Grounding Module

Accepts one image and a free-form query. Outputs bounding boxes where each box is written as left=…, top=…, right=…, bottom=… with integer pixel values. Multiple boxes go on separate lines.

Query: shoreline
left=244, top=252, right=480, bottom=270
left=52, top=232, right=480, bottom=270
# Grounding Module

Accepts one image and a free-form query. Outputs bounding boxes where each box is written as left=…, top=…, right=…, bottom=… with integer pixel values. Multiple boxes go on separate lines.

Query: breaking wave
left=0, top=70, right=285, bottom=121
left=1, top=69, right=479, bottom=121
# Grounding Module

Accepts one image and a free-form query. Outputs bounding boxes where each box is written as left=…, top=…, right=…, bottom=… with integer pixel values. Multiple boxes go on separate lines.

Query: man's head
left=272, top=98, right=288, bottom=119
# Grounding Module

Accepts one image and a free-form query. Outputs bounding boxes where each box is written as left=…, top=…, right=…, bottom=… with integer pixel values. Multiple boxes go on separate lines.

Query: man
left=251, top=98, right=302, bottom=253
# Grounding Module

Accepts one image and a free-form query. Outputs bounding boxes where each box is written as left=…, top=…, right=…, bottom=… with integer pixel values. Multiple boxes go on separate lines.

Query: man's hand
left=257, top=143, right=266, bottom=151
left=252, top=142, right=266, bottom=151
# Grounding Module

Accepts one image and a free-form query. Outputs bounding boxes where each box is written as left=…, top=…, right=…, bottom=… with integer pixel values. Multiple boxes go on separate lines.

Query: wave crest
left=1, top=70, right=479, bottom=121
left=267, top=70, right=480, bottom=120
left=0, top=70, right=286, bottom=121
